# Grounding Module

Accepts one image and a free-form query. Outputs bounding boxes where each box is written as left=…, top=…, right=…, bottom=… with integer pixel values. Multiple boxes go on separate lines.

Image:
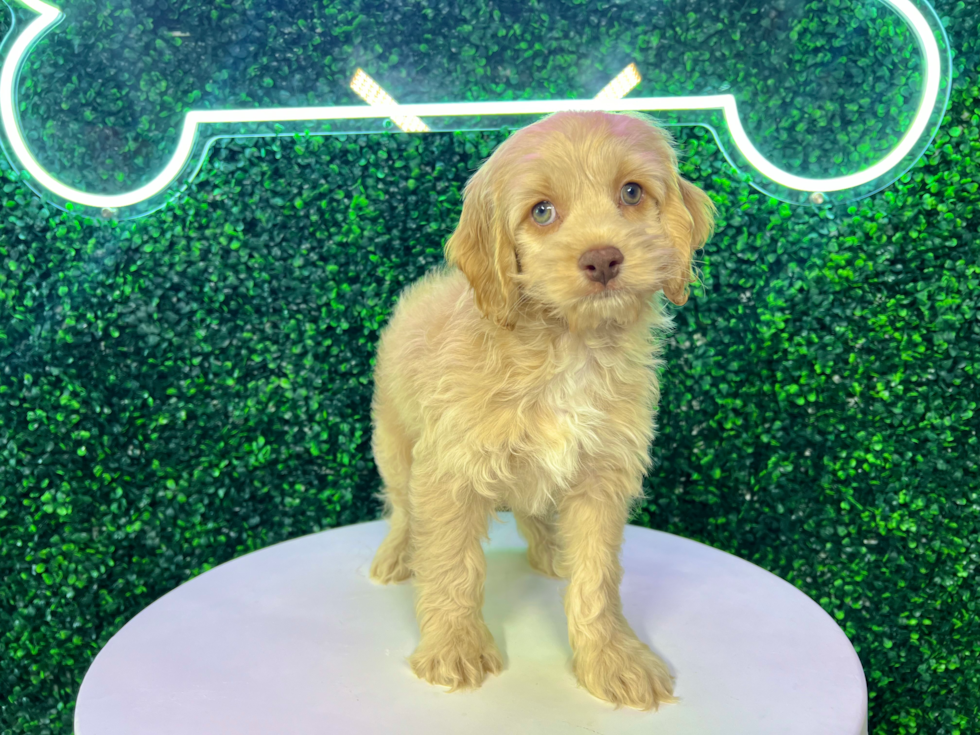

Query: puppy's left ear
left=444, top=165, right=521, bottom=330
left=661, top=176, right=716, bottom=306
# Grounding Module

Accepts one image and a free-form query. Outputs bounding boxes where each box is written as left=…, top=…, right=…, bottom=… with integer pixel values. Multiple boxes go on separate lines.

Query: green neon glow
left=0, top=0, right=947, bottom=210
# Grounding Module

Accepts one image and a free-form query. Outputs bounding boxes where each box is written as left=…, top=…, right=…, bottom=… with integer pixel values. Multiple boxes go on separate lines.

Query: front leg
left=557, top=471, right=676, bottom=710
left=408, top=468, right=502, bottom=691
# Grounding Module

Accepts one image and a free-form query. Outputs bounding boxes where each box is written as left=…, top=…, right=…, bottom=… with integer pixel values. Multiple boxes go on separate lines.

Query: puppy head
left=444, top=111, right=715, bottom=333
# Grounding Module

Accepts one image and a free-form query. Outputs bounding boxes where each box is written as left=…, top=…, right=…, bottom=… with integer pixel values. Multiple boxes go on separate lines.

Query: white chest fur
left=504, top=337, right=617, bottom=515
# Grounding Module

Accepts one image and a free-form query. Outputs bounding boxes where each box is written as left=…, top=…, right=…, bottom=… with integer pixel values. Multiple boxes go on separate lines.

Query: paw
left=409, top=625, right=503, bottom=691
left=369, top=537, right=412, bottom=584
left=573, top=633, right=676, bottom=710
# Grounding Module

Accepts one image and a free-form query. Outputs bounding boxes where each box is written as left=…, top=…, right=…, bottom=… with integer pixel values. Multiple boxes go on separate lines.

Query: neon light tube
left=0, top=0, right=947, bottom=211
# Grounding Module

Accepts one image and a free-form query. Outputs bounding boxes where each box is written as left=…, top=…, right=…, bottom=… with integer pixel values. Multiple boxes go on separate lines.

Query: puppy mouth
left=584, top=284, right=625, bottom=301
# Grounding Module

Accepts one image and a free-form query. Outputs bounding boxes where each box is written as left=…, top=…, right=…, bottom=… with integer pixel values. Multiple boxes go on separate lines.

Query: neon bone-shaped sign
left=0, top=0, right=951, bottom=219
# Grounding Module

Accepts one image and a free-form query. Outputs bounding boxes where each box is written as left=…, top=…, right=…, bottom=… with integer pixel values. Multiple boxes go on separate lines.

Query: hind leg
left=515, top=510, right=563, bottom=578
left=369, top=396, right=414, bottom=584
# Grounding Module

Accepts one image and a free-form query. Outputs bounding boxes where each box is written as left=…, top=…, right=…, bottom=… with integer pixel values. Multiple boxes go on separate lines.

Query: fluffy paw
left=573, top=633, right=676, bottom=710
left=409, top=625, right=503, bottom=691
left=369, top=536, right=412, bottom=584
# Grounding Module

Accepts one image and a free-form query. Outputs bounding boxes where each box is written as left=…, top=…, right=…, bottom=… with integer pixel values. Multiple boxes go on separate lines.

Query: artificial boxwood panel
left=6, top=0, right=938, bottom=208
left=1, top=1, right=978, bottom=734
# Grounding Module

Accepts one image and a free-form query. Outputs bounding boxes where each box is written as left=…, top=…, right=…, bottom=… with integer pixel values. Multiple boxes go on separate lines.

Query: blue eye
left=621, top=183, right=643, bottom=205
left=531, top=201, right=557, bottom=225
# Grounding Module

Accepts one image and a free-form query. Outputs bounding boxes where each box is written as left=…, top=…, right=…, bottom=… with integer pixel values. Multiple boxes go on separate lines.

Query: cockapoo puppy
left=368, top=110, right=715, bottom=710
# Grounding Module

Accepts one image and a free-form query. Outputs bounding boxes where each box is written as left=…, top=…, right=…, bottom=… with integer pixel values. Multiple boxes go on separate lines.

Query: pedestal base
left=75, top=513, right=867, bottom=734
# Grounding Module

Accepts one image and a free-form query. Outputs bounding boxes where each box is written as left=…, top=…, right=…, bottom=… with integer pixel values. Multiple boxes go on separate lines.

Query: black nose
left=578, top=246, right=624, bottom=286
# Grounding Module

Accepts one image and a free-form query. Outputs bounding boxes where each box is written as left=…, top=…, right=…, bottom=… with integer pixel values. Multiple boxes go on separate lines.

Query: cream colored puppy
left=369, top=110, right=715, bottom=710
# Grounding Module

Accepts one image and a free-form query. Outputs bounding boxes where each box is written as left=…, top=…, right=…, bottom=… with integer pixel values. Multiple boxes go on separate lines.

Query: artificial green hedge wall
left=3, top=0, right=941, bottom=209
left=1, top=0, right=979, bottom=733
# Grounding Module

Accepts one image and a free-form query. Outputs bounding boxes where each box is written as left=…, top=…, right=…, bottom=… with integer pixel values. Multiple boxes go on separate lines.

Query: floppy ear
left=660, top=176, right=716, bottom=306
left=444, top=165, right=521, bottom=330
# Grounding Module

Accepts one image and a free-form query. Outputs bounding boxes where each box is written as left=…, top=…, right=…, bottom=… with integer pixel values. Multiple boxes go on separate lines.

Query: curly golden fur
left=368, top=110, right=715, bottom=710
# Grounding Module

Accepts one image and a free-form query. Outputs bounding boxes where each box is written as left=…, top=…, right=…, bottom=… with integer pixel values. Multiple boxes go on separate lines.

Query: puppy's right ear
left=444, top=165, right=521, bottom=330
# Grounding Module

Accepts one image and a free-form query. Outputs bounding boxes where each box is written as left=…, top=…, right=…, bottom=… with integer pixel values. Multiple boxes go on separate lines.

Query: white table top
left=75, top=513, right=867, bottom=735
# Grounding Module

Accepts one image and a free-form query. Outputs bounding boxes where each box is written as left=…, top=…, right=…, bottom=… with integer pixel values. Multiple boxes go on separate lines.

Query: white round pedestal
left=74, top=513, right=867, bottom=734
